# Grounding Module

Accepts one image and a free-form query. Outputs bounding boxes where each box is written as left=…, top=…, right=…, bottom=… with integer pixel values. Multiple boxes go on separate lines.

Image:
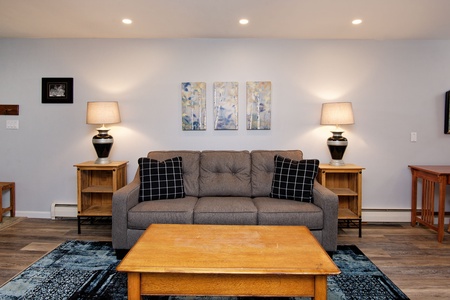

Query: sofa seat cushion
left=194, top=197, right=257, bottom=225
left=253, top=197, right=323, bottom=229
left=128, top=196, right=198, bottom=229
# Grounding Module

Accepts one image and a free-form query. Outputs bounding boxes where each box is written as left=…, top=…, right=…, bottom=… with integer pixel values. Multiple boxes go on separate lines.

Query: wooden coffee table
left=117, top=224, right=340, bottom=300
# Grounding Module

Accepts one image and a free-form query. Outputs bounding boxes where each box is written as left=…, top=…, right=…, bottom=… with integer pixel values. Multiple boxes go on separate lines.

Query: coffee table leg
left=314, top=275, right=327, bottom=300
left=128, top=272, right=141, bottom=300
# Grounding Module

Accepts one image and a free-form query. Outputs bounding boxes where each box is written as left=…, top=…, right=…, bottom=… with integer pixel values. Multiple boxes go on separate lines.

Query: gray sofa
left=112, top=150, right=338, bottom=257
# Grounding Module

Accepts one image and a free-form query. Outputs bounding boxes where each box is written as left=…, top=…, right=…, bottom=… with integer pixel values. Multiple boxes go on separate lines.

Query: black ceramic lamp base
left=327, top=130, right=348, bottom=166
left=92, top=129, right=114, bottom=164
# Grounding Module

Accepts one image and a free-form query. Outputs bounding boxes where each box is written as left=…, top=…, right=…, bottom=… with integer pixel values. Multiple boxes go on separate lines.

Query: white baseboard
left=14, top=211, right=51, bottom=219
left=362, top=208, right=450, bottom=224
left=12, top=203, right=78, bottom=219
left=362, top=209, right=411, bottom=223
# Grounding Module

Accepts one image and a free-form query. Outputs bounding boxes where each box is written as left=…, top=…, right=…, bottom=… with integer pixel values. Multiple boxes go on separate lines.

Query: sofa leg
left=115, top=249, right=129, bottom=259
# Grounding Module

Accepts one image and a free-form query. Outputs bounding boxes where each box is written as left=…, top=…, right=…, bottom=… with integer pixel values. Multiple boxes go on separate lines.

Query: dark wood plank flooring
left=0, top=218, right=112, bottom=287
left=338, top=222, right=450, bottom=300
left=1, top=218, right=450, bottom=299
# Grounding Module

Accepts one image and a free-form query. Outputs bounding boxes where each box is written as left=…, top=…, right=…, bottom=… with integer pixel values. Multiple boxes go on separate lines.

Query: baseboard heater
left=51, top=203, right=77, bottom=219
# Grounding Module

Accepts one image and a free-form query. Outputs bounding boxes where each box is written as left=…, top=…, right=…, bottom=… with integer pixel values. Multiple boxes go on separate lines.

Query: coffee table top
left=117, top=224, right=340, bottom=276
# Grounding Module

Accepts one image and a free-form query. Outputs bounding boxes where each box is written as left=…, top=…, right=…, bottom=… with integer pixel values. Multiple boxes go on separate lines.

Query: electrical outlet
left=6, top=120, right=19, bottom=130
left=411, top=132, right=417, bottom=142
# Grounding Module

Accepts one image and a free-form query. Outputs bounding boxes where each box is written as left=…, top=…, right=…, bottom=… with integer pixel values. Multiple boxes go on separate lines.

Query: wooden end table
left=74, top=161, right=128, bottom=233
left=317, top=164, right=364, bottom=237
left=117, top=224, right=340, bottom=300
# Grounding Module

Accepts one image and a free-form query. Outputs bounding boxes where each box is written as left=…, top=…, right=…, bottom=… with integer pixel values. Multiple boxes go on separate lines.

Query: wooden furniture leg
left=127, top=272, right=141, bottom=300
left=411, top=171, right=417, bottom=226
left=10, top=183, right=15, bottom=218
left=314, top=275, right=327, bottom=300
left=0, top=182, right=15, bottom=223
left=438, top=176, right=446, bottom=243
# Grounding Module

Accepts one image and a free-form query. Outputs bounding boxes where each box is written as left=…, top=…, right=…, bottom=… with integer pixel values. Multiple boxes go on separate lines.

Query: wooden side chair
left=0, top=182, right=15, bottom=223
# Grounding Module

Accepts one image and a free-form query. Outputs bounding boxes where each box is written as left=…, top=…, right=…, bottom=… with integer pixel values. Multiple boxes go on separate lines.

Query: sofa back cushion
left=251, top=150, right=303, bottom=197
left=199, top=151, right=252, bottom=197
left=147, top=151, right=200, bottom=197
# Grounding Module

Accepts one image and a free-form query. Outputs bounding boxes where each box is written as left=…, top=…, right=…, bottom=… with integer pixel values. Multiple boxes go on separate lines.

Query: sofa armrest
left=313, top=180, right=339, bottom=251
left=112, top=175, right=140, bottom=250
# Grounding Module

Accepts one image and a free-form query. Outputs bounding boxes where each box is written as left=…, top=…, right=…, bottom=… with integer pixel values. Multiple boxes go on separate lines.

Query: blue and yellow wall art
left=213, top=82, right=239, bottom=130
left=181, top=82, right=206, bottom=131
left=246, top=81, right=271, bottom=130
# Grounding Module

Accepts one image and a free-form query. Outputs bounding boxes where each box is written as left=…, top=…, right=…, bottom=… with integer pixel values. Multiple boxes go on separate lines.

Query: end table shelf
left=328, top=187, right=358, bottom=196
left=74, top=161, right=128, bottom=233
left=78, top=205, right=112, bottom=216
left=339, top=208, right=359, bottom=219
left=81, top=186, right=114, bottom=193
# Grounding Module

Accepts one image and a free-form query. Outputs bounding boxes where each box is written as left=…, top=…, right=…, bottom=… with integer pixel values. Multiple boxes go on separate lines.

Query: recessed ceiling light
left=122, top=19, right=133, bottom=25
left=239, top=19, right=249, bottom=25
left=352, top=19, right=362, bottom=25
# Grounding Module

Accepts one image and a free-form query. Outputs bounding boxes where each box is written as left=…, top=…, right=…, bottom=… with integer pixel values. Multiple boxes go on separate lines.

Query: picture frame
left=446, top=91, right=450, bottom=134
left=246, top=81, right=271, bottom=130
left=42, top=77, right=73, bottom=104
left=213, top=82, right=239, bottom=130
left=181, top=82, right=206, bottom=131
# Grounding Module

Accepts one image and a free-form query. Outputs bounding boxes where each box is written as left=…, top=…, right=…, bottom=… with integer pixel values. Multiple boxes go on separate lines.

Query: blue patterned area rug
left=0, top=241, right=409, bottom=300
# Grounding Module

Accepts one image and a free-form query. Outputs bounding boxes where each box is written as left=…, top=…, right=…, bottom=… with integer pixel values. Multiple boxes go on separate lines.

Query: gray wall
left=1, top=38, right=449, bottom=219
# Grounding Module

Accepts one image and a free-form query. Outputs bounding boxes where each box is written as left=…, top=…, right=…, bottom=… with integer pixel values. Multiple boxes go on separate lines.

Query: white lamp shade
left=320, top=102, right=354, bottom=126
left=86, top=101, right=121, bottom=125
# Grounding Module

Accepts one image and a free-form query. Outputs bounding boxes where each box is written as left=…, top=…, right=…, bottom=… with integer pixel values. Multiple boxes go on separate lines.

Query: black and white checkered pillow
left=270, top=155, right=319, bottom=203
left=138, top=156, right=185, bottom=201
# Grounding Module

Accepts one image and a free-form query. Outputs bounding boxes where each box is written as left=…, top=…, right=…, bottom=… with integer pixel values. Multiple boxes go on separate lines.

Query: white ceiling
left=1, top=0, right=450, bottom=40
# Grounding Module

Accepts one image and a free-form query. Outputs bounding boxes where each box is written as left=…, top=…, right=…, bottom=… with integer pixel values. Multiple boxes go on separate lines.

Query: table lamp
left=320, top=102, right=354, bottom=166
left=86, top=101, right=121, bottom=164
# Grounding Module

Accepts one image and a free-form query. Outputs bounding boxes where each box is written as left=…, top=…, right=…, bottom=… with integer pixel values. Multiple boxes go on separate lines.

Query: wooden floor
left=0, top=218, right=449, bottom=300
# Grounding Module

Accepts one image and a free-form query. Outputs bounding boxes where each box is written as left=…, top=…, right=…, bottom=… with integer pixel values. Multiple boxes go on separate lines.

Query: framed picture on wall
left=42, top=78, right=73, bottom=104
left=445, top=91, right=450, bottom=134
left=213, top=82, right=239, bottom=130
left=181, top=82, right=206, bottom=131
left=246, top=81, right=271, bottom=130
